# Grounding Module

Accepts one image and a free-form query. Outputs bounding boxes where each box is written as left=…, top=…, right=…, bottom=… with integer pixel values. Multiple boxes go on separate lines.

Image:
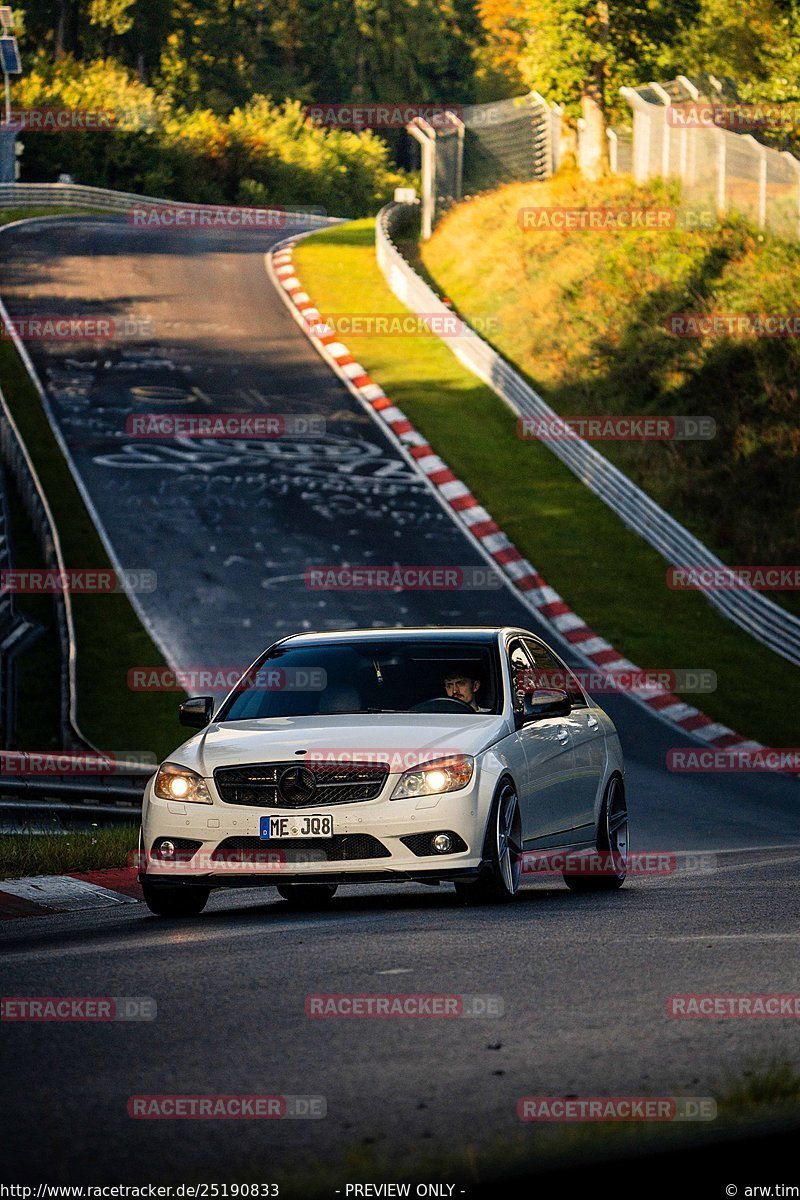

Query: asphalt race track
left=0, top=216, right=799, bottom=1185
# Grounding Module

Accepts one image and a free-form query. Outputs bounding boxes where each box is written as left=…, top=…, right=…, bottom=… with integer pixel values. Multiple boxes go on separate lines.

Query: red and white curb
left=269, top=239, right=763, bottom=756
left=0, top=868, right=141, bottom=920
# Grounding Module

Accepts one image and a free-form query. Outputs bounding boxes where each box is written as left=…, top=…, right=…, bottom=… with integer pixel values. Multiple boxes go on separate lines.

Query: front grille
left=214, top=761, right=390, bottom=808
left=400, top=831, right=469, bottom=857
left=211, top=835, right=391, bottom=863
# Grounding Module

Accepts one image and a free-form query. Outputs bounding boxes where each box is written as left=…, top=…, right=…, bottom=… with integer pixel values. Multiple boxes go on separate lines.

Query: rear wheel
left=563, top=775, right=628, bottom=893
left=455, top=781, right=522, bottom=906
left=277, top=884, right=338, bottom=910
left=142, top=882, right=210, bottom=916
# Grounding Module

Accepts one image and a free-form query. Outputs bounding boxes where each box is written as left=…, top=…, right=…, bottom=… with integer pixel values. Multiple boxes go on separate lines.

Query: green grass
left=0, top=207, right=180, bottom=758
left=3, top=469, right=62, bottom=749
left=0, top=206, right=107, bottom=227
left=294, top=219, right=799, bottom=748
left=717, top=1060, right=800, bottom=1113
left=240, top=1062, right=800, bottom=1197
left=261, top=1061, right=800, bottom=1196
left=0, top=825, right=138, bottom=878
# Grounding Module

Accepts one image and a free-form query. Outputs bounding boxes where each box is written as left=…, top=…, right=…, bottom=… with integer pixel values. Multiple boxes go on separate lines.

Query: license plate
left=260, top=814, right=334, bottom=840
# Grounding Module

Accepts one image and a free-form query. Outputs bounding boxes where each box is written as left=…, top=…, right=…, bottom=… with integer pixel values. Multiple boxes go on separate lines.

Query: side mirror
left=179, top=696, right=214, bottom=728
left=516, top=688, right=571, bottom=726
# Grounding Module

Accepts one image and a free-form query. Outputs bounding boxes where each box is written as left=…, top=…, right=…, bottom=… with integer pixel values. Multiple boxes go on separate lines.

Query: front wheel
left=277, top=884, right=338, bottom=910
left=455, top=781, right=522, bottom=906
left=563, top=775, right=629, bottom=893
left=142, top=881, right=210, bottom=916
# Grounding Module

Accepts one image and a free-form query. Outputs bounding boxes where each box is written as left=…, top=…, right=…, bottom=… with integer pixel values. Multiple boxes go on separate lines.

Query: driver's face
left=444, top=675, right=479, bottom=709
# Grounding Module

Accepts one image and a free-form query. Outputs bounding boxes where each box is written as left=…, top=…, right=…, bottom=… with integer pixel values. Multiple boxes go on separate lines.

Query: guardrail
left=376, top=201, right=800, bottom=667
left=0, top=181, right=340, bottom=225
left=0, top=769, right=151, bottom=822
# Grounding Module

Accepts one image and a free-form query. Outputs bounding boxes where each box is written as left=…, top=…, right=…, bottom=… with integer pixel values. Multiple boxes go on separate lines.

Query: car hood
left=173, top=713, right=510, bottom=777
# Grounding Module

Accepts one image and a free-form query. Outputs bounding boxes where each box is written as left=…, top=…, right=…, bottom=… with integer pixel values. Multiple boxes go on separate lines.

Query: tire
left=277, top=884, right=338, bottom=910
left=142, top=881, right=210, bottom=916
left=563, top=775, right=629, bottom=893
left=454, top=780, right=522, bottom=906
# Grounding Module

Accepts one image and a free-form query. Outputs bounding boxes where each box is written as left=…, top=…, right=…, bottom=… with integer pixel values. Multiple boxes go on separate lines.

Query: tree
left=666, top=0, right=800, bottom=101
left=509, top=0, right=696, bottom=177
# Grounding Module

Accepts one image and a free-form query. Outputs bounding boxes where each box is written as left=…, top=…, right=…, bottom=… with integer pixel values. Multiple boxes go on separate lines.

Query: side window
left=507, top=639, right=534, bottom=714
left=522, top=638, right=586, bottom=708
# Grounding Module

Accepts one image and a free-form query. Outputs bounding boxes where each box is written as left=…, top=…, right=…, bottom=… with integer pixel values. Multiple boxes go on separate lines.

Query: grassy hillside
left=420, top=172, right=799, bottom=618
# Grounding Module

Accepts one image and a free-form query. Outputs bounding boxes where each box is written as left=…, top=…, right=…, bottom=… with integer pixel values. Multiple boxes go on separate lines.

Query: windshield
left=217, top=640, right=501, bottom=721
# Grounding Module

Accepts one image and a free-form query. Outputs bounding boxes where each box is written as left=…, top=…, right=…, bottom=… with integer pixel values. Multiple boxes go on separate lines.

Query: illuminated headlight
left=153, top=761, right=213, bottom=805
left=390, top=756, right=474, bottom=800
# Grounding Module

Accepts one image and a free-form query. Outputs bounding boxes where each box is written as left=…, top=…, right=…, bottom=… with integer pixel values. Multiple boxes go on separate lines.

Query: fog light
left=159, top=839, right=175, bottom=859
left=432, top=833, right=452, bottom=854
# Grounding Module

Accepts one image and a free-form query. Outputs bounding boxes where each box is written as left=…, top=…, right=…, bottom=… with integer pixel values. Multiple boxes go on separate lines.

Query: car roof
left=275, top=627, right=525, bottom=648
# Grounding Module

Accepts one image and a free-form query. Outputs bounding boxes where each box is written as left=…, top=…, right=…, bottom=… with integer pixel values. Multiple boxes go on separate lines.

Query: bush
left=13, top=58, right=410, bottom=216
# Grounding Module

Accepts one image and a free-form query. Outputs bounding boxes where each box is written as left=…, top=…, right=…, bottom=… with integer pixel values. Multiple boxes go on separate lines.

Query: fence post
left=716, top=129, right=727, bottom=214
left=780, top=150, right=800, bottom=241
left=650, top=82, right=671, bottom=177
left=550, top=104, right=563, bottom=172
left=620, top=87, right=650, bottom=182
left=755, top=137, right=767, bottom=228
left=607, top=128, right=617, bottom=173
left=407, top=118, right=436, bottom=240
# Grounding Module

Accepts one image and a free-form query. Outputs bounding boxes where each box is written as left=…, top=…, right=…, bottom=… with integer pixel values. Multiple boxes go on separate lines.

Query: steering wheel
left=410, top=697, right=476, bottom=713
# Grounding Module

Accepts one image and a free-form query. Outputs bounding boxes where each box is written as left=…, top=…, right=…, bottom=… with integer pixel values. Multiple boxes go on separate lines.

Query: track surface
left=0, top=216, right=798, bottom=1183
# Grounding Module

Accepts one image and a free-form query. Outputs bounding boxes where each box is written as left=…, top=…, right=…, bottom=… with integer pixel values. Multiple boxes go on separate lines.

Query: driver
left=443, top=669, right=490, bottom=712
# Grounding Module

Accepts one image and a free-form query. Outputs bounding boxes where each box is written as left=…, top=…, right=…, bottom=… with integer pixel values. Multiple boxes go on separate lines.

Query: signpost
left=0, top=9, right=20, bottom=127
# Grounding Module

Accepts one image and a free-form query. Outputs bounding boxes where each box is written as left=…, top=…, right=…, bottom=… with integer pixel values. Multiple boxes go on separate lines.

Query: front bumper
left=140, top=772, right=488, bottom=888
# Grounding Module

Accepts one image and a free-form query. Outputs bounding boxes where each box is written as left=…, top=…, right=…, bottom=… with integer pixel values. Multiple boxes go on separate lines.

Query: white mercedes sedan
left=138, top=627, right=628, bottom=915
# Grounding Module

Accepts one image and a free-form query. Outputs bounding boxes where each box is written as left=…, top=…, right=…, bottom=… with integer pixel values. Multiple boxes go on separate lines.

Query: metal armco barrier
left=376, top=201, right=800, bottom=667
left=0, top=181, right=340, bottom=225
left=0, top=769, right=151, bottom=822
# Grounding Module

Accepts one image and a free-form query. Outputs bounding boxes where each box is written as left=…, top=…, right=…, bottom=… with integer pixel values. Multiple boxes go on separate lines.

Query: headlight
left=153, top=761, right=213, bottom=804
left=390, top=755, right=474, bottom=800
